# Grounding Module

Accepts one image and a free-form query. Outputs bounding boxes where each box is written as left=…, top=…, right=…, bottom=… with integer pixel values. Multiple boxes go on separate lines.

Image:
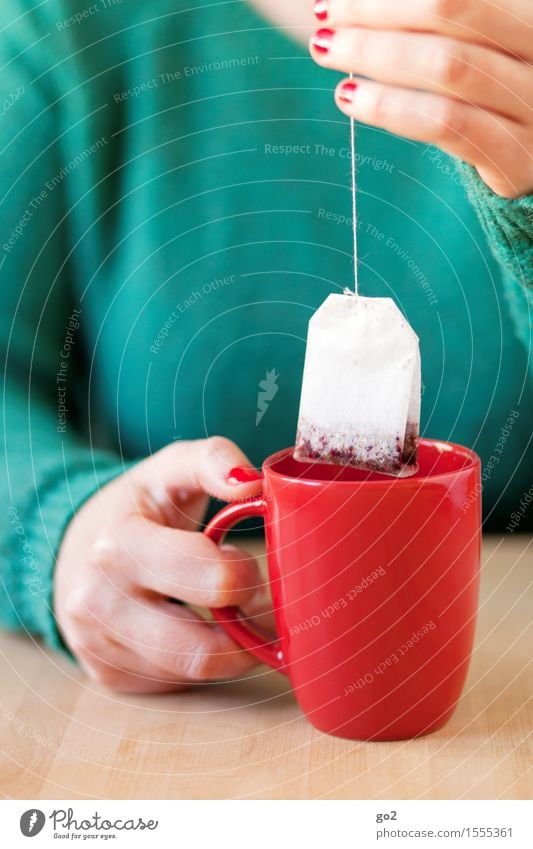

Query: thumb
left=135, top=436, right=263, bottom=502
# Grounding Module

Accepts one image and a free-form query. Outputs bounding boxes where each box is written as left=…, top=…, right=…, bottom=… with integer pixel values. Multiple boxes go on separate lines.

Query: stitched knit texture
left=456, top=161, right=532, bottom=352
left=2, top=459, right=133, bottom=658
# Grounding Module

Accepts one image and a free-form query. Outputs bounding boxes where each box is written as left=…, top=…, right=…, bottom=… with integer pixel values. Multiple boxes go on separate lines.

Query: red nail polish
left=313, top=0, right=329, bottom=21
left=312, top=28, right=334, bottom=54
left=225, top=466, right=263, bottom=485
left=338, top=81, right=358, bottom=103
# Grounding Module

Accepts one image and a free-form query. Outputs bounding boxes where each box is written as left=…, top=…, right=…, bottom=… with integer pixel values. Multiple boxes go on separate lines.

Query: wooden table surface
left=0, top=536, right=531, bottom=800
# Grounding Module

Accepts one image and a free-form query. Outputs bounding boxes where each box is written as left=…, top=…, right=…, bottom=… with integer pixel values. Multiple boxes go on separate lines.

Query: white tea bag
left=294, top=293, right=420, bottom=476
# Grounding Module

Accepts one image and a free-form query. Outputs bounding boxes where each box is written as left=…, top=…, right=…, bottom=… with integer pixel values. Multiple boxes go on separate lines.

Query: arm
left=0, top=20, right=128, bottom=655
left=0, top=15, right=269, bottom=693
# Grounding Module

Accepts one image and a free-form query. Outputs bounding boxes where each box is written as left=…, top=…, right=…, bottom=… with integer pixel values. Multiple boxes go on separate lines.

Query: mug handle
left=204, top=497, right=286, bottom=673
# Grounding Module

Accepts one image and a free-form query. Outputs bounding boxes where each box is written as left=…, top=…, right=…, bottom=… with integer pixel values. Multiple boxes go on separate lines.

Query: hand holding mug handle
left=204, top=497, right=286, bottom=673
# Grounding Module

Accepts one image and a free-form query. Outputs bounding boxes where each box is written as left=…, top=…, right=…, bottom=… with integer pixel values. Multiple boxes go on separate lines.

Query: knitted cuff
left=3, top=456, right=135, bottom=660
left=455, top=160, right=533, bottom=289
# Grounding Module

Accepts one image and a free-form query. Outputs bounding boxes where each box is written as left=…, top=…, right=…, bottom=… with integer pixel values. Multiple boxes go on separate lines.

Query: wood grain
left=0, top=536, right=531, bottom=800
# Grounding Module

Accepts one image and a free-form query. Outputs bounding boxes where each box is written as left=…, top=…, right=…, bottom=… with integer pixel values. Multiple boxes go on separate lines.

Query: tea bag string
left=349, top=73, right=358, bottom=296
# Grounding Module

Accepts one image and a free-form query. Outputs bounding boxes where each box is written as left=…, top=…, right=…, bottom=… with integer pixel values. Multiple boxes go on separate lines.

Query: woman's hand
left=310, top=0, right=533, bottom=197
left=54, top=437, right=267, bottom=693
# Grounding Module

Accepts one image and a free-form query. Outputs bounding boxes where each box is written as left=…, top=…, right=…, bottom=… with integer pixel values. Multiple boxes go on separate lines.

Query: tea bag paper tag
left=294, top=293, right=420, bottom=476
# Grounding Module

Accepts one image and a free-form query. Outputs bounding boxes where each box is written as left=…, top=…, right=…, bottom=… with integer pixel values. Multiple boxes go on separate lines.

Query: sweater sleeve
left=456, top=161, right=533, bottom=360
left=0, top=14, right=129, bottom=658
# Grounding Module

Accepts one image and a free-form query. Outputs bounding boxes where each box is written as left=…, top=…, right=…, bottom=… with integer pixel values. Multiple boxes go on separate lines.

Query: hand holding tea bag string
left=311, top=0, right=533, bottom=198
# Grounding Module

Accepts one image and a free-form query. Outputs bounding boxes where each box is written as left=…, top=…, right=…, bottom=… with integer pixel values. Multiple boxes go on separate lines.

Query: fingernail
left=312, top=28, right=334, bottom=54
left=313, top=0, right=329, bottom=21
left=338, top=81, right=358, bottom=103
left=225, top=466, right=263, bottom=485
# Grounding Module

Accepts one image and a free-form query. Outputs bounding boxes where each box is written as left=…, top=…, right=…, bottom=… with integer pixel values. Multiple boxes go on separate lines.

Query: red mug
left=204, top=439, right=481, bottom=741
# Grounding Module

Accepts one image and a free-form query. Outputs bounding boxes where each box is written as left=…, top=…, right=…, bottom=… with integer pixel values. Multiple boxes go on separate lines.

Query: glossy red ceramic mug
left=204, top=439, right=481, bottom=741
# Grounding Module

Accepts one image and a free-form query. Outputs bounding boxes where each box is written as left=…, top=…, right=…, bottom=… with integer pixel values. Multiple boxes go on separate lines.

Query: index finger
left=319, top=0, right=533, bottom=60
left=131, top=435, right=263, bottom=503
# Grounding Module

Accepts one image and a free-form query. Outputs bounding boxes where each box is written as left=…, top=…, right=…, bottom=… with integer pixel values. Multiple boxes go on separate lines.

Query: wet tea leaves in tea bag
left=294, top=293, right=420, bottom=476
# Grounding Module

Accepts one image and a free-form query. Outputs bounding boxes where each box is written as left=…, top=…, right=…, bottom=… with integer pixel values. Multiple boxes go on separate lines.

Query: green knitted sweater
left=0, top=0, right=531, bottom=657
